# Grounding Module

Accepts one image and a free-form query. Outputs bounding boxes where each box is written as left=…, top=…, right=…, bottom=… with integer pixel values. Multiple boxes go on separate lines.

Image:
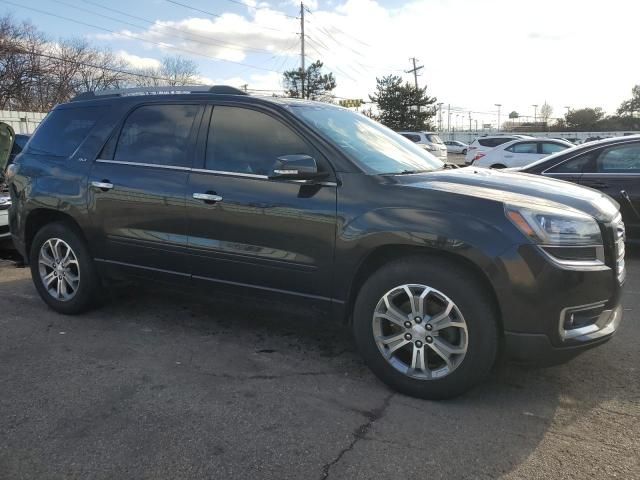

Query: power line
left=65, top=0, right=279, bottom=55
left=0, top=0, right=282, bottom=73
left=165, top=0, right=298, bottom=28
left=305, top=9, right=371, bottom=47
left=218, top=0, right=299, bottom=19
left=5, top=44, right=206, bottom=84
left=75, top=0, right=290, bottom=54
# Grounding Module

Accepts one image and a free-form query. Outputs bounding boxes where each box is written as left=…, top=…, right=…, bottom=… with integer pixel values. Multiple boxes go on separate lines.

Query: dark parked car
left=521, top=135, right=640, bottom=242
left=6, top=86, right=625, bottom=399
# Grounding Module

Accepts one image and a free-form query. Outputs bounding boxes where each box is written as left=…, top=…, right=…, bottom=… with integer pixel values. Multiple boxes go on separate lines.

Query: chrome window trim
left=94, top=159, right=338, bottom=186
left=95, top=159, right=191, bottom=171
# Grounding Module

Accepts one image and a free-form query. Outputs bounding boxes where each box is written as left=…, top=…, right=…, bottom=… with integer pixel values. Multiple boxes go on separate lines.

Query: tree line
left=0, top=15, right=200, bottom=112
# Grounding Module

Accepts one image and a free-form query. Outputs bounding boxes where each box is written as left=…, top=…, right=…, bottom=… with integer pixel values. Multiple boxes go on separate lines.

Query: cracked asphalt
left=0, top=247, right=638, bottom=479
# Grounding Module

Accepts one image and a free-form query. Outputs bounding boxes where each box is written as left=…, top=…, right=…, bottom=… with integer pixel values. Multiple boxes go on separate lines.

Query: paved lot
left=0, top=247, right=638, bottom=479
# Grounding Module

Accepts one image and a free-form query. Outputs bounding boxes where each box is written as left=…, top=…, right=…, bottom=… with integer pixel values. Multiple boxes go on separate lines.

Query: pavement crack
left=319, top=392, right=394, bottom=480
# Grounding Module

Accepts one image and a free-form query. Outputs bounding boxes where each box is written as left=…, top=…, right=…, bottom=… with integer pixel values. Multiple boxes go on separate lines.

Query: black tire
left=491, top=164, right=507, bottom=169
left=462, top=149, right=467, bottom=155
left=30, top=222, right=100, bottom=314
left=352, top=256, right=498, bottom=400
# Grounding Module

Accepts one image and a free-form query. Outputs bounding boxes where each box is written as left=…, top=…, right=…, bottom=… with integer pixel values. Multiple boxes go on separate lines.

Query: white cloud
left=117, top=50, right=161, bottom=70
left=101, top=0, right=640, bottom=125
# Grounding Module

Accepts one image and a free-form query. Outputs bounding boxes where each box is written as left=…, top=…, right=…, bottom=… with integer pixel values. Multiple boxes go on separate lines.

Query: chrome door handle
left=193, top=193, right=223, bottom=203
left=91, top=181, right=114, bottom=190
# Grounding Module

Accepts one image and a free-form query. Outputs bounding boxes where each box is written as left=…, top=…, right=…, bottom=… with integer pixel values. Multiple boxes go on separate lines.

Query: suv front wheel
left=353, top=256, right=498, bottom=399
left=30, top=222, right=100, bottom=314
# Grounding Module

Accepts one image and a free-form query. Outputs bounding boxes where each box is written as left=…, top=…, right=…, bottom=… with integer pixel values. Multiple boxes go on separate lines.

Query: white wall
left=0, top=111, right=47, bottom=135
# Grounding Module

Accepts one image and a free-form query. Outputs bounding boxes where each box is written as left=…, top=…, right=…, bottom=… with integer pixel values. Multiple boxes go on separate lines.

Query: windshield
left=292, top=105, right=444, bottom=174
left=426, top=134, right=443, bottom=145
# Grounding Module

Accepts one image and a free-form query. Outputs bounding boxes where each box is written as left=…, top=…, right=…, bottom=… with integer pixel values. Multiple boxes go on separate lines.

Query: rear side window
left=114, top=104, right=199, bottom=167
left=548, top=151, right=597, bottom=173
left=508, top=142, right=538, bottom=154
left=400, top=133, right=421, bottom=143
left=540, top=142, right=568, bottom=155
left=206, top=106, right=312, bottom=175
left=27, top=107, right=99, bottom=157
left=478, top=137, right=514, bottom=148
left=426, top=134, right=443, bottom=144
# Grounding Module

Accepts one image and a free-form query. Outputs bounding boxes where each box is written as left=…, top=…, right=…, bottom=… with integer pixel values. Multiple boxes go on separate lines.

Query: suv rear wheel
left=30, top=222, right=100, bottom=314
left=353, top=256, right=498, bottom=399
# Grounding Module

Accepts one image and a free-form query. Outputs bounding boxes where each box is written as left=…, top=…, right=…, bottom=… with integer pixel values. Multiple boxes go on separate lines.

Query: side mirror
left=269, top=154, right=327, bottom=180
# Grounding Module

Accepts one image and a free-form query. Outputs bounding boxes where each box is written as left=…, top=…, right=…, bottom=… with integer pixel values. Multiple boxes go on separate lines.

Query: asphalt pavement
left=0, top=247, right=638, bottom=479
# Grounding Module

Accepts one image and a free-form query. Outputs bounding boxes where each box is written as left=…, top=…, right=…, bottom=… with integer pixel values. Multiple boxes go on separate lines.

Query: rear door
left=503, top=141, right=543, bottom=167
left=88, top=102, right=203, bottom=281
left=580, top=142, right=640, bottom=239
left=186, top=104, right=337, bottom=302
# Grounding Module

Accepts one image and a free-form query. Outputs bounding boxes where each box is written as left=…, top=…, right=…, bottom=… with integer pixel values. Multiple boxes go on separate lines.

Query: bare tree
left=130, top=55, right=200, bottom=87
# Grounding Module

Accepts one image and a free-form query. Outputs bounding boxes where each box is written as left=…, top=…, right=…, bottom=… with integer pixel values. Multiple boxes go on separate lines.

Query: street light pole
left=437, top=102, right=443, bottom=131
left=495, top=103, right=502, bottom=132
left=564, top=106, right=571, bottom=115
left=532, top=104, right=538, bottom=124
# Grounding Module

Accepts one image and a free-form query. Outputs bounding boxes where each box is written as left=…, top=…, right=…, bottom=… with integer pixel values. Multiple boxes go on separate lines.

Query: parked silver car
left=398, top=131, right=448, bottom=160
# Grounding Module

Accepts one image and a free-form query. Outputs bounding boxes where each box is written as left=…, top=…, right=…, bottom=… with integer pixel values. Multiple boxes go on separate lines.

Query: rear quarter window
left=478, top=137, right=514, bottom=148
left=27, top=107, right=99, bottom=157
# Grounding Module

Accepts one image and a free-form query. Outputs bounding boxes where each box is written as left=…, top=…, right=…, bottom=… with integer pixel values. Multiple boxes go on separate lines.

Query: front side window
left=596, top=144, right=640, bottom=173
left=541, top=142, right=569, bottom=155
left=509, top=142, right=538, bottom=154
left=27, top=107, right=99, bottom=157
left=206, top=106, right=312, bottom=175
left=292, top=105, right=443, bottom=174
left=114, top=104, right=199, bottom=167
left=400, top=133, right=421, bottom=143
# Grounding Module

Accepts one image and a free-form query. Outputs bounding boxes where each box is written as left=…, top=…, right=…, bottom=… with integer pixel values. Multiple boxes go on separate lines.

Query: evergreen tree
left=283, top=61, right=336, bottom=101
left=369, top=75, right=437, bottom=131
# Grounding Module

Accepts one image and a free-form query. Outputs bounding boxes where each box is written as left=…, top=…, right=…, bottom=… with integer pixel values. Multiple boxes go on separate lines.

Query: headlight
left=505, top=204, right=602, bottom=246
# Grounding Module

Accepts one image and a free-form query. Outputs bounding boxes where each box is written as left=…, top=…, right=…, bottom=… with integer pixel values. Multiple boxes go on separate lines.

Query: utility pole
left=406, top=57, right=424, bottom=114
left=241, top=84, right=248, bottom=93
left=495, top=103, right=502, bottom=131
left=468, top=112, right=472, bottom=132
left=532, top=104, right=538, bottom=123
left=447, top=104, right=451, bottom=133
left=437, top=102, right=443, bottom=131
left=300, top=2, right=306, bottom=99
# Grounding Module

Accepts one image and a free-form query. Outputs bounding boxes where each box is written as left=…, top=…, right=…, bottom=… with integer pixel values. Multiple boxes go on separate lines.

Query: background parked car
left=521, top=135, right=640, bottom=242
left=398, top=131, right=448, bottom=160
left=443, top=140, right=468, bottom=155
left=464, top=134, right=533, bottom=164
left=471, top=138, right=573, bottom=169
left=0, top=122, right=17, bottom=244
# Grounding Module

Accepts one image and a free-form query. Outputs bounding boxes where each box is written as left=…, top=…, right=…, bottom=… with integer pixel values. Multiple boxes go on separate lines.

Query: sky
left=4, top=0, right=640, bottom=127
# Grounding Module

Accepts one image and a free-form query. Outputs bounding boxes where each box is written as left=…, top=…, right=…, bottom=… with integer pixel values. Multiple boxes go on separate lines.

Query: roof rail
left=71, top=85, right=248, bottom=102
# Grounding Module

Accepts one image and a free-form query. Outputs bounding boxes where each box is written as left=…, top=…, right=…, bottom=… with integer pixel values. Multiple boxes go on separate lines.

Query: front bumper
left=504, top=303, right=622, bottom=365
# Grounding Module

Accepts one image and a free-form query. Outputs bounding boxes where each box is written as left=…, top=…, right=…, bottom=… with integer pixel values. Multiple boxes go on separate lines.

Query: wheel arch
left=24, top=209, right=87, bottom=263
left=343, top=245, right=504, bottom=334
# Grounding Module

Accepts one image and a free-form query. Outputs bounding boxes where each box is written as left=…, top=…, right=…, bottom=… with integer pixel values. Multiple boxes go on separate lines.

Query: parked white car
left=398, top=131, right=448, bottom=160
left=470, top=138, right=574, bottom=169
left=465, top=135, right=534, bottom=164
left=443, top=140, right=468, bottom=155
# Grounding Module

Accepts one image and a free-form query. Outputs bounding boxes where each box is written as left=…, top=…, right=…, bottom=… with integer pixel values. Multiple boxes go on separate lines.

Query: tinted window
left=400, top=133, right=421, bottom=143
left=597, top=144, right=640, bottom=173
left=206, top=107, right=311, bottom=175
left=510, top=142, right=538, bottom=154
left=478, top=137, right=514, bottom=147
left=27, top=107, right=98, bottom=157
left=115, top=104, right=199, bottom=167
left=541, top=142, right=569, bottom=155
left=548, top=151, right=596, bottom=173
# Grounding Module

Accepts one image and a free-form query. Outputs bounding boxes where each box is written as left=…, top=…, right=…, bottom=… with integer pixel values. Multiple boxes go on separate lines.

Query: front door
left=186, top=105, right=337, bottom=302
left=88, top=103, right=203, bottom=281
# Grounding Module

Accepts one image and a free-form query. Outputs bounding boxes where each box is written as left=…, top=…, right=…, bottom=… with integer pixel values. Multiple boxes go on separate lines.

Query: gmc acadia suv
left=6, top=86, right=625, bottom=399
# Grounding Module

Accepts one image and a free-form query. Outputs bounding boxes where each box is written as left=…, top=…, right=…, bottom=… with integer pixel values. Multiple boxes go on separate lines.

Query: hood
left=389, top=166, right=619, bottom=222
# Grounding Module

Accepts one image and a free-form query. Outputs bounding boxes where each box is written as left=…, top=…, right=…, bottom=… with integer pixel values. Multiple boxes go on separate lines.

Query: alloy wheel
left=38, top=238, right=80, bottom=301
left=372, top=284, right=468, bottom=380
